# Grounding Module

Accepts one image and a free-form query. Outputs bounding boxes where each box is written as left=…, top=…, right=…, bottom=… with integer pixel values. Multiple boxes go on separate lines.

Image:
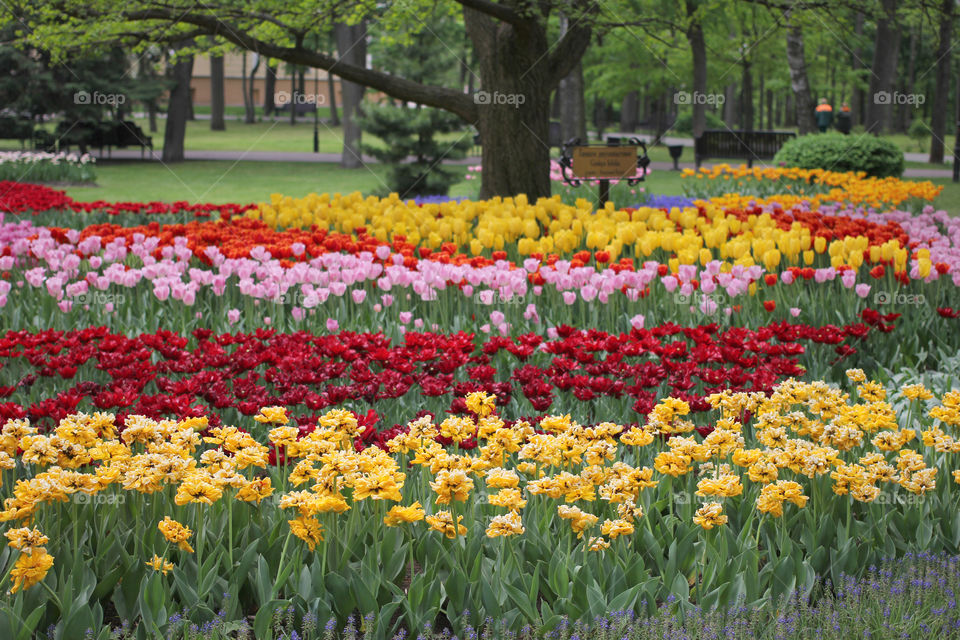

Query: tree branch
left=120, top=8, right=478, bottom=121
left=452, top=0, right=525, bottom=25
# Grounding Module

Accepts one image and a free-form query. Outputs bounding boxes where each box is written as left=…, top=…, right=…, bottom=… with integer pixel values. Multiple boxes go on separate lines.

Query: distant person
left=836, top=103, right=852, bottom=135
left=815, top=98, right=834, bottom=133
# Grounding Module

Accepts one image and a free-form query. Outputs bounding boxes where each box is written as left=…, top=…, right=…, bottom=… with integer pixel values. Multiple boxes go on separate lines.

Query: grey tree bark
left=620, top=90, right=639, bottom=132
left=850, top=12, right=865, bottom=127
left=785, top=20, right=816, bottom=134
left=866, top=0, right=901, bottom=134
left=335, top=21, right=367, bottom=169
left=210, top=54, right=225, bottom=131
left=686, top=3, right=708, bottom=138
left=327, top=72, right=340, bottom=126
left=740, top=58, right=753, bottom=132
left=162, top=48, right=192, bottom=162
left=558, top=62, right=587, bottom=142
left=930, top=0, right=954, bottom=163
left=264, top=63, right=277, bottom=117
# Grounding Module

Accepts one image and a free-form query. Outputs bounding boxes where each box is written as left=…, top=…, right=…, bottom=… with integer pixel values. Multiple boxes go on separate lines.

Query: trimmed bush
left=773, top=132, right=904, bottom=178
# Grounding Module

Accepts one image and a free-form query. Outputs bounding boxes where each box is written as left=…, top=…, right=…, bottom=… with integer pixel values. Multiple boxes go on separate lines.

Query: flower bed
left=1, top=379, right=959, bottom=638
left=0, top=173, right=958, bottom=638
left=0, top=151, right=96, bottom=184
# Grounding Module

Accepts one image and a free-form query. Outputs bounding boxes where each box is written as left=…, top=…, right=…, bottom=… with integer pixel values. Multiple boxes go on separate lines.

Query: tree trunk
left=595, top=97, right=607, bottom=140
left=210, top=54, right=225, bottom=131
left=723, top=83, right=737, bottom=125
left=327, top=72, right=340, bottom=125
left=785, top=22, right=817, bottom=134
left=757, top=73, right=765, bottom=129
left=930, top=0, right=954, bottom=163
left=900, top=25, right=918, bottom=132
left=851, top=12, right=864, bottom=127
left=740, top=59, right=753, bottom=132
left=289, top=65, right=297, bottom=125
left=619, top=90, right=638, bottom=132
left=866, top=0, right=901, bottom=134
left=766, top=89, right=773, bottom=130
left=335, top=21, right=368, bottom=169
left=185, top=56, right=195, bottom=121
left=264, top=63, right=277, bottom=117
left=245, top=54, right=260, bottom=124
left=686, top=8, right=708, bottom=138
left=139, top=56, right=159, bottom=133
left=163, top=49, right=192, bottom=162
left=558, top=62, right=586, bottom=142
left=464, top=8, right=565, bottom=200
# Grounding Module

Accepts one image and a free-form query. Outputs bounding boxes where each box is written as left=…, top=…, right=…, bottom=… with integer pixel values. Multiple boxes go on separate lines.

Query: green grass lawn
left=63, top=160, right=396, bottom=204
left=56, top=157, right=960, bottom=214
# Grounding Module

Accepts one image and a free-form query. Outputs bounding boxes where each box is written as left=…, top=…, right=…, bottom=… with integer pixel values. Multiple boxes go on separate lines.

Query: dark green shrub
left=358, top=103, right=472, bottom=197
left=670, top=110, right=725, bottom=136
left=773, top=132, right=904, bottom=178
left=907, top=119, right=929, bottom=152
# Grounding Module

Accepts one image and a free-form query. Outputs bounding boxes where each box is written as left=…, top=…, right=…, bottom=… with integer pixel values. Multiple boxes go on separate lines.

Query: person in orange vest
left=815, top=98, right=833, bottom=133
left=836, top=102, right=851, bottom=134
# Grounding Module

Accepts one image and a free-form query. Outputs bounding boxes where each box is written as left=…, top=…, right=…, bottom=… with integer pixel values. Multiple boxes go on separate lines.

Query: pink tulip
left=325, top=318, right=339, bottom=331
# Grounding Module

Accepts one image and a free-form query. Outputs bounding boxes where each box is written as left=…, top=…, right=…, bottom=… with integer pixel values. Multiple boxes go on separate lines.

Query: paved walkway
left=91, top=147, right=956, bottom=179
left=91, top=136, right=959, bottom=180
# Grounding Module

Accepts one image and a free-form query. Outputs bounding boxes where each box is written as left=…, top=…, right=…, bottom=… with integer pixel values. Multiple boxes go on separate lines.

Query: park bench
left=275, top=102, right=318, bottom=116
left=694, top=129, right=795, bottom=168
left=53, top=120, right=153, bottom=158
left=0, top=116, right=35, bottom=149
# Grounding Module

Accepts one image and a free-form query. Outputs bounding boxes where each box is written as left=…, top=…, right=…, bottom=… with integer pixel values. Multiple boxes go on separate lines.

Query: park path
left=90, top=147, right=955, bottom=179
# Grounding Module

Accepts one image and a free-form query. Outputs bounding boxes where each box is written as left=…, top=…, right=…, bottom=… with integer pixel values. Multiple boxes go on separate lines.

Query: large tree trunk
left=930, top=0, right=954, bottom=163
left=465, top=8, right=559, bottom=199
left=163, top=49, right=192, bottom=162
left=866, top=0, right=901, bottom=134
left=335, top=21, right=367, bottom=169
left=686, top=7, right=708, bottom=138
left=620, top=90, right=639, bottom=132
left=785, top=22, right=816, bottom=134
left=210, top=54, right=225, bottom=131
left=264, top=63, right=277, bottom=117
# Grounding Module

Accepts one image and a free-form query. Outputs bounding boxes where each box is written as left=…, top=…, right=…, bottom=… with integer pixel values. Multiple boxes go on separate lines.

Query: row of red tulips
left=1, top=316, right=891, bottom=435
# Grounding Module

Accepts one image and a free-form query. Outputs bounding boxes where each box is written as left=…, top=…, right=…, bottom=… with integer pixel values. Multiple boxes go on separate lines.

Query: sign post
left=558, top=137, right=650, bottom=208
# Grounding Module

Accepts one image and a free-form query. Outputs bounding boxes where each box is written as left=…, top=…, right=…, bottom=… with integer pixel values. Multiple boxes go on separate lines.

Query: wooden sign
left=571, top=146, right=638, bottom=179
